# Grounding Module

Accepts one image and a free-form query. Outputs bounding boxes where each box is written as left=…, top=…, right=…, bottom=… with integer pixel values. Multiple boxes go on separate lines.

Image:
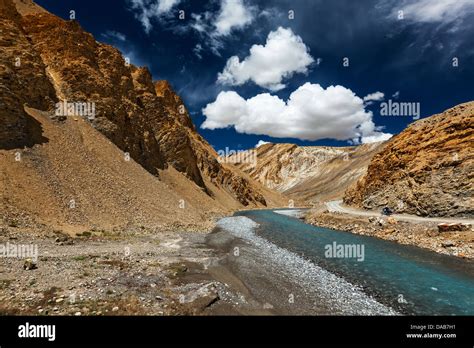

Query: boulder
left=23, top=258, right=37, bottom=270
left=437, top=223, right=471, bottom=233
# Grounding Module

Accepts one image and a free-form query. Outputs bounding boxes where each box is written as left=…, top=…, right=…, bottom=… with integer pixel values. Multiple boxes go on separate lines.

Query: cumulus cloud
left=256, top=140, right=270, bottom=147
left=128, top=0, right=181, bottom=33
left=217, top=27, right=314, bottom=91
left=202, top=83, right=392, bottom=144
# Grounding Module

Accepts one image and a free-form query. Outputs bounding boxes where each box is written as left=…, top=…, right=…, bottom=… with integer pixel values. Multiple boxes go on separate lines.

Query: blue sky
left=36, top=0, right=474, bottom=150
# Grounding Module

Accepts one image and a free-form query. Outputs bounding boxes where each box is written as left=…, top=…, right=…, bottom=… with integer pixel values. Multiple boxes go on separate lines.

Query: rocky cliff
left=344, top=102, right=474, bottom=217
left=0, top=0, right=284, bottom=232
left=232, top=142, right=385, bottom=204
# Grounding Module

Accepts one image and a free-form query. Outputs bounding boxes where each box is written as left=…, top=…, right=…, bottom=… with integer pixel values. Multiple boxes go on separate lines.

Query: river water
left=215, top=209, right=474, bottom=315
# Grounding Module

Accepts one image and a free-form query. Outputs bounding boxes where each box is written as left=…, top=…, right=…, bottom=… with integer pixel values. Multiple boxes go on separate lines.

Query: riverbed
left=206, top=209, right=474, bottom=315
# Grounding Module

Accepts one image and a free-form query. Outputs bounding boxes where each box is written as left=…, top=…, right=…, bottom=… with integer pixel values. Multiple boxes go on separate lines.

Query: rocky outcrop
left=0, top=0, right=56, bottom=149
left=0, top=0, right=288, bottom=231
left=344, top=102, right=474, bottom=217
left=1, top=0, right=274, bottom=212
left=233, top=142, right=385, bottom=204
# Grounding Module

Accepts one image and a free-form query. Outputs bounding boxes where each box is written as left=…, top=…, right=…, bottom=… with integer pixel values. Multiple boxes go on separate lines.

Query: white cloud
left=202, top=83, right=392, bottom=144
left=360, top=133, right=393, bottom=144
left=187, top=0, right=256, bottom=55
left=217, top=27, right=314, bottom=91
left=399, top=0, right=474, bottom=23
left=363, top=92, right=384, bottom=102
left=190, top=13, right=209, bottom=33
left=256, top=140, right=270, bottom=148
left=193, top=43, right=203, bottom=59
left=102, top=30, right=127, bottom=42
left=157, top=0, right=180, bottom=13
left=128, top=0, right=181, bottom=33
left=214, top=0, right=255, bottom=36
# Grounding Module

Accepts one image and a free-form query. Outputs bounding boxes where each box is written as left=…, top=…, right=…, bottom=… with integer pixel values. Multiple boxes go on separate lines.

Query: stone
left=438, top=223, right=471, bottom=233
left=23, top=259, right=37, bottom=270
left=387, top=217, right=397, bottom=225
left=441, top=241, right=456, bottom=248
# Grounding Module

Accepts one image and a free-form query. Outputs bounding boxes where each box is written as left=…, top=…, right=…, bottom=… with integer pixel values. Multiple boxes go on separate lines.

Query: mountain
left=0, top=0, right=285, bottom=232
left=232, top=142, right=385, bottom=204
left=344, top=102, right=474, bottom=217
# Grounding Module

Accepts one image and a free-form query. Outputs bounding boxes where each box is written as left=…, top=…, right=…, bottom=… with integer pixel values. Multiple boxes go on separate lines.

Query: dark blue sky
left=36, top=0, right=474, bottom=150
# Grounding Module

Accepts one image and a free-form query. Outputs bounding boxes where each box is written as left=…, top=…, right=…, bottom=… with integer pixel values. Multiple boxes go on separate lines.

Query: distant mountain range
left=231, top=142, right=385, bottom=204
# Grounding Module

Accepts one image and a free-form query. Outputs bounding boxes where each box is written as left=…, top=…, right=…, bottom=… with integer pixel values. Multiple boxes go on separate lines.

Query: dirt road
left=326, top=200, right=474, bottom=225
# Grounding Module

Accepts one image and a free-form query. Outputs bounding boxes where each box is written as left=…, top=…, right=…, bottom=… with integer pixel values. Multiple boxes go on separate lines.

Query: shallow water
left=235, top=209, right=474, bottom=315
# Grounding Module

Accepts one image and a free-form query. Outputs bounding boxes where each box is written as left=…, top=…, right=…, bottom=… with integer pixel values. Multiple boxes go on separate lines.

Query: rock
left=344, top=102, right=474, bottom=218
left=74, top=312, right=81, bottom=316
left=374, top=217, right=386, bottom=227
left=438, top=223, right=471, bottom=233
left=0, top=0, right=276, bottom=238
left=441, top=241, right=456, bottom=248
left=55, top=235, right=74, bottom=245
left=387, top=217, right=397, bottom=225
left=263, top=303, right=274, bottom=309
left=112, top=306, right=119, bottom=312
left=23, top=259, right=37, bottom=270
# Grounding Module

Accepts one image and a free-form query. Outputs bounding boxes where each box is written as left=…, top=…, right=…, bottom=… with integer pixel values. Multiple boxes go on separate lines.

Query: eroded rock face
left=233, top=142, right=385, bottom=204
left=1, top=0, right=267, bottom=207
left=0, top=0, right=57, bottom=149
left=344, top=102, right=474, bottom=217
